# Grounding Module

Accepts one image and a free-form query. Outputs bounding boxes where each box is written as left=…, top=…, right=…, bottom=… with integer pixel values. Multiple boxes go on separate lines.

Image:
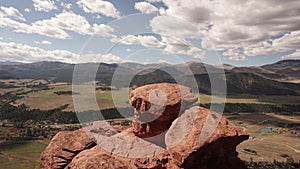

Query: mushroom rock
left=129, top=83, right=198, bottom=138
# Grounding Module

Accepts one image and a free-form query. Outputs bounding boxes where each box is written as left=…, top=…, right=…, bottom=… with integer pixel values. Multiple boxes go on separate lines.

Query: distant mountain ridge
left=233, top=59, right=300, bottom=82
left=0, top=60, right=299, bottom=95
left=0, top=61, right=24, bottom=65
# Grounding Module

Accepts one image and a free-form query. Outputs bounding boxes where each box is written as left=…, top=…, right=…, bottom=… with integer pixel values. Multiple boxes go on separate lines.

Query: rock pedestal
left=41, top=83, right=249, bottom=169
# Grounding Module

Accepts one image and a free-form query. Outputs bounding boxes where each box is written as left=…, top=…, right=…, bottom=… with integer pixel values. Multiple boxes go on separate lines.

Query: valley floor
left=0, top=80, right=300, bottom=168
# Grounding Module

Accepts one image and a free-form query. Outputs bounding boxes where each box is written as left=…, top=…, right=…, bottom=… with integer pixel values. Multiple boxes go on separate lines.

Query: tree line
left=0, top=103, right=134, bottom=124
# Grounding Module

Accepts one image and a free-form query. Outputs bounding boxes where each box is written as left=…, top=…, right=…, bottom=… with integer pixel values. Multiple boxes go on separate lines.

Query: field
left=198, top=94, right=269, bottom=104
left=12, top=84, right=300, bottom=112
left=14, top=85, right=74, bottom=111
left=13, top=84, right=130, bottom=111
left=226, top=113, right=300, bottom=162
left=0, top=141, right=48, bottom=169
left=199, top=94, right=300, bottom=105
left=0, top=88, right=21, bottom=94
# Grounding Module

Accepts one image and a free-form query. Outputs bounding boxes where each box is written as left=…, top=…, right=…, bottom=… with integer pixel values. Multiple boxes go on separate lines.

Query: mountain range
left=0, top=60, right=299, bottom=96
left=232, top=60, right=300, bottom=82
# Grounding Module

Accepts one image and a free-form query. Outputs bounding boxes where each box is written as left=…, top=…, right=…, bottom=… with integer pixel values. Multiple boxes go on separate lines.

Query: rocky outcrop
left=66, top=146, right=137, bottom=169
left=41, top=129, right=96, bottom=169
left=41, top=83, right=249, bottom=169
left=165, top=106, right=249, bottom=169
left=130, top=83, right=198, bottom=138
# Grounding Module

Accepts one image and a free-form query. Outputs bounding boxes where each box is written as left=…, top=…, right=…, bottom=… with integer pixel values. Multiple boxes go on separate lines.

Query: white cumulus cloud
left=228, top=55, right=247, bottom=61
left=161, top=36, right=205, bottom=59
left=41, top=40, right=52, bottom=45
left=0, top=11, right=115, bottom=39
left=0, top=6, right=26, bottom=21
left=112, top=35, right=164, bottom=48
left=135, top=2, right=158, bottom=14
left=77, top=0, right=120, bottom=18
left=282, top=50, right=300, bottom=59
left=0, top=41, right=123, bottom=63
left=32, top=0, right=57, bottom=12
left=0, top=41, right=76, bottom=63
left=61, top=2, right=72, bottom=10
left=24, top=8, right=30, bottom=13
left=223, top=49, right=247, bottom=61
left=150, top=0, right=300, bottom=60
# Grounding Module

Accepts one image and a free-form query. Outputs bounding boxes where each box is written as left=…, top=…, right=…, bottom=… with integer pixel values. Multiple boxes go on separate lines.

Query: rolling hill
left=232, top=60, right=300, bottom=82
left=0, top=60, right=299, bottom=96
left=130, top=71, right=300, bottom=96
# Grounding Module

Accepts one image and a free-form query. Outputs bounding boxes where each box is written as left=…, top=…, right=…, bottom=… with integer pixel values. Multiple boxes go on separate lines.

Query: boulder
left=41, top=121, right=118, bottom=169
left=66, top=145, right=179, bottom=169
left=130, top=83, right=198, bottom=138
left=41, top=129, right=96, bottom=169
left=165, top=106, right=249, bottom=169
left=66, top=146, right=136, bottom=169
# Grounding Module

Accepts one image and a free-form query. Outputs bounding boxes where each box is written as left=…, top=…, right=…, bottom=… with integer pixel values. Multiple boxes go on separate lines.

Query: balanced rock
left=129, top=83, right=198, bottom=138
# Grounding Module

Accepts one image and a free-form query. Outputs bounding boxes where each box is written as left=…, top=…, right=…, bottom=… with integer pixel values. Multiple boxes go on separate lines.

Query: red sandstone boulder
left=41, top=129, right=96, bottom=169
left=130, top=83, right=198, bottom=138
left=66, top=146, right=136, bottom=169
left=41, top=121, right=119, bottom=169
left=165, top=106, right=249, bottom=169
left=66, top=144, right=179, bottom=169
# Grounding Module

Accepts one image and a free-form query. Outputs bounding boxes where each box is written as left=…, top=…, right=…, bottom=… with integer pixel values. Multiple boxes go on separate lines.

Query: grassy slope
left=0, top=141, right=48, bottom=169
left=14, top=85, right=74, bottom=111
left=199, top=94, right=300, bottom=105
left=14, top=85, right=131, bottom=111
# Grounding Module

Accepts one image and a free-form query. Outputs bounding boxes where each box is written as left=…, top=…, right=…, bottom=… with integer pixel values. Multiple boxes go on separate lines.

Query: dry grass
left=0, top=88, right=21, bottom=94
left=226, top=113, right=300, bottom=163
left=14, top=85, right=130, bottom=111
left=198, top=94, right=272, bottom=104
left=14, top=85, right=74, bottom=111
left=0, top=141, right=48, bottom=169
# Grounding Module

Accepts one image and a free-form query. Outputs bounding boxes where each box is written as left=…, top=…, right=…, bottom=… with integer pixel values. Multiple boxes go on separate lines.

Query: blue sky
left=0, top=0, right=299, bottom=66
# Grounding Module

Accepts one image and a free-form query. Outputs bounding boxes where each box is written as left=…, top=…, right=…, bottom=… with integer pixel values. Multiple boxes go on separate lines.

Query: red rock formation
left=165, top=106, right=249, bottom=169
left=130, top=83, right=198, bottom=138
left=41, top=83, right=249, bottom=169
left=66, top=146, right=137, bottom=169
left=41, top=129, right=96, bottom=169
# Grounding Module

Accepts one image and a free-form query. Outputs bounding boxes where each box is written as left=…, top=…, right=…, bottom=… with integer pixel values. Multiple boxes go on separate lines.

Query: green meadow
left=0, top=141, right=48, bottom=169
